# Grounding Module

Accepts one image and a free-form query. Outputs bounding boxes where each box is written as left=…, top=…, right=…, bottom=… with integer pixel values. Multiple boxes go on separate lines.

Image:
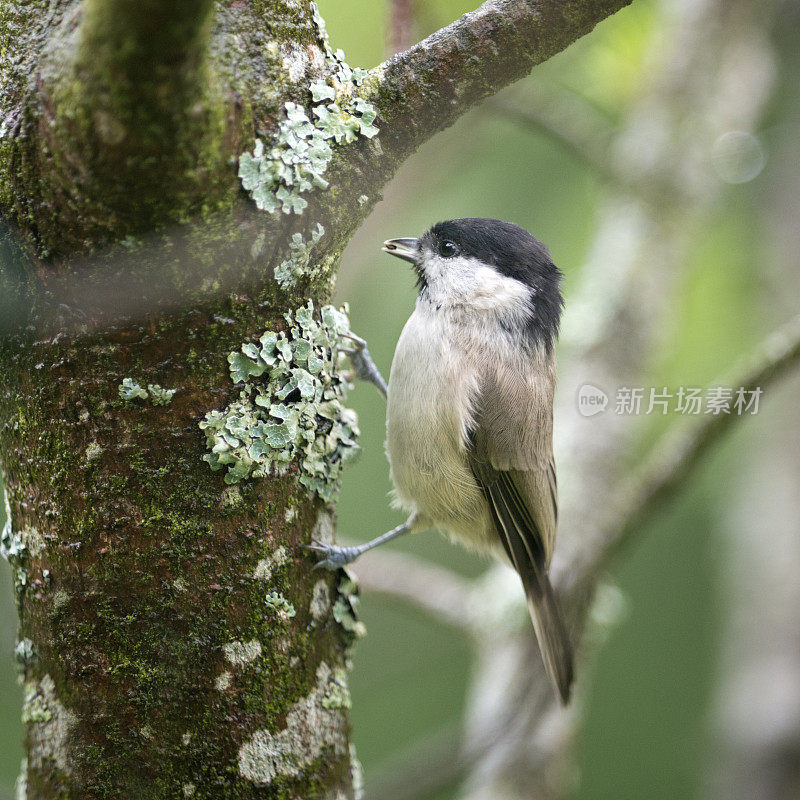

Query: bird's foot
left=306, top=539, right=363, bottom=570
left=341, top=331, right=387, bottom=398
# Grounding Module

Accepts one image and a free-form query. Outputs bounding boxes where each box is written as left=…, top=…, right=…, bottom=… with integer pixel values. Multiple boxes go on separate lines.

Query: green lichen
left=238, top=50, right=378, bottom=215
left=264, top=591, right=296, bottom=621
left=21, top=683, right=52, bottom=724
left=85, top=441, right=103, bottom=460
left=118, top=379, right=177, bottom=405
left=222, top=639, right=262, bottom=666
left=253, top=545, right=289, bottom=581
left=14, top=638, right=36, bottom=666
left=1, top=518, right=29, bottom=597
left=199, top=301, right=360, bottom=502
left=274, top=223, right=325, bottom=290
left=147, top=384, right=177, bottom=406
left=118, top=378, right=148, bottom=401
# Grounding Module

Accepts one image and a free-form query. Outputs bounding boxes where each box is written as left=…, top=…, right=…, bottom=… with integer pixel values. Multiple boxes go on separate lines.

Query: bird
left=311, top=217, right=574, bottom=703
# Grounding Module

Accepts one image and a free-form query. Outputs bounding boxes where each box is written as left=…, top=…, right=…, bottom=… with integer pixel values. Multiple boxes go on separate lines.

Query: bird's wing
left=467, top=363, right=573, bottom=702
left=467, top=361, right=557, bottom=562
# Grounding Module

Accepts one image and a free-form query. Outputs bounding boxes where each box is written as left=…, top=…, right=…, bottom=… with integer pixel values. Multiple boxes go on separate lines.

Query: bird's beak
left=382, top=238, right=421, bottom=264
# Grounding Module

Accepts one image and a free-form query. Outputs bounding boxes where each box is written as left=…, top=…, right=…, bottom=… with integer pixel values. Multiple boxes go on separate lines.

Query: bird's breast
left=385, top=306, right=489, bottom=534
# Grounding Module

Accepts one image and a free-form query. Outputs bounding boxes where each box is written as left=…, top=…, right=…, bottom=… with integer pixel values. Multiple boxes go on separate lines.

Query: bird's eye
left=438, top=240, right=458, bottom=258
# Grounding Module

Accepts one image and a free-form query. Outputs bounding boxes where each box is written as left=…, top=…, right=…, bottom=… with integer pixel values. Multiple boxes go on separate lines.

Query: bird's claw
left=340, top=331, right=388, bottom=397
left=343, top=330, right=368, bottom=348
left=305, top=539, right=361, bottom=570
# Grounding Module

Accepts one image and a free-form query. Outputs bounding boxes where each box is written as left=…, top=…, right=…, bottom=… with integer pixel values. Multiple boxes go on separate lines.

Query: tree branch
left=370, top=0, right=633, bottom=163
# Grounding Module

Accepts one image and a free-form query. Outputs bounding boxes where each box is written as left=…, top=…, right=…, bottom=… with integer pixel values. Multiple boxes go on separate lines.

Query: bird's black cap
left=423, top=218, right=564, bottom=350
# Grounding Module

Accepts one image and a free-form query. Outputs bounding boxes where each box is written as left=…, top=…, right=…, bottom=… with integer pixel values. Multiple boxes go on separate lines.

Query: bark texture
left=0, top=0, right=636, bottom=797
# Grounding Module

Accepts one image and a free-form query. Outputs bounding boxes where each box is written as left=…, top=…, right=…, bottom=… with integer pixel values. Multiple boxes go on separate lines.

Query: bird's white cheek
left=467, top=265, right=532, bottom=317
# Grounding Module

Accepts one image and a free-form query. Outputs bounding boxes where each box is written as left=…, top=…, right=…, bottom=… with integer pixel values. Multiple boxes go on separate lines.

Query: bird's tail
left=527, top=569, right=574, bottom=705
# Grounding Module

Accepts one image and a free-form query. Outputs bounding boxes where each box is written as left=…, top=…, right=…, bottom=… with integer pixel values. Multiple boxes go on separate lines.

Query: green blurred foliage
left=1, top=1, right=797, bottom=798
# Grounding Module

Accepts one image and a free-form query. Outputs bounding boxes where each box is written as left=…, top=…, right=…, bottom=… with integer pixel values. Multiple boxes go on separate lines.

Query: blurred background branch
left=358, top=550, right=476, bottom=631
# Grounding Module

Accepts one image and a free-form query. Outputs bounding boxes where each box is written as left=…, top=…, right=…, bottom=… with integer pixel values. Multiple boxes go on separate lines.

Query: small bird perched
left=312, top=218, right=574, bottom=703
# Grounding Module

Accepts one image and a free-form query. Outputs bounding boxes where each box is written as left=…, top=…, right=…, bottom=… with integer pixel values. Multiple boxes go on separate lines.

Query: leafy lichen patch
left=264, top=591, right=296, bottom=622
left=237, top=661, right=348, bottom=786
left=118, top=378, right=148, bottom=401
left=199, top=301, right=360, bottom=502
left=118, top=379, right=177, bottom=405
left=147, top=384, right=177, bottom=406
left=238, top=47, right=378, bottom=215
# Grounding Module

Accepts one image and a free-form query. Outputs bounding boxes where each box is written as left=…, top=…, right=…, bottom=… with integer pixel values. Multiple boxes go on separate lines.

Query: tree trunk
left=0, top=0, right=634, bottom=796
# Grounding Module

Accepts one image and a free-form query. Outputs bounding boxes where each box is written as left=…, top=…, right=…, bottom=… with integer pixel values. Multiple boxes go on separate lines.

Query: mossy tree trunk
left=0, top=0, right=632, bottom=797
